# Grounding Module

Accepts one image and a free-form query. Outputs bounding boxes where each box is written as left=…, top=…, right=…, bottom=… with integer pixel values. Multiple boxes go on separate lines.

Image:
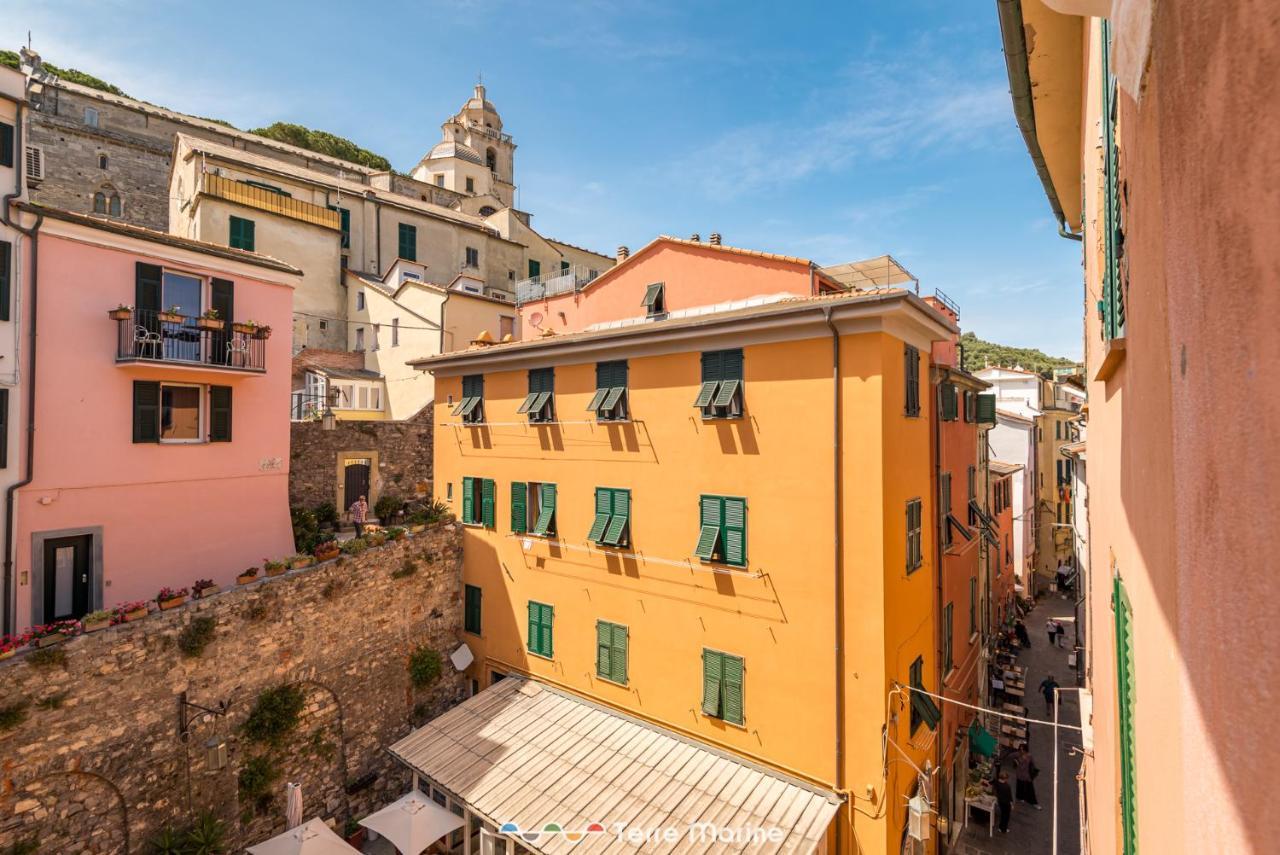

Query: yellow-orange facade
left=420, top=280, right=957, bottom=855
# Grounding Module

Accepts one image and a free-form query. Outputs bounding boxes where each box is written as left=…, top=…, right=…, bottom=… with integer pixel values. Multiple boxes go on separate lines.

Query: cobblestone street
left=953, top=592, right=1084, bottom=855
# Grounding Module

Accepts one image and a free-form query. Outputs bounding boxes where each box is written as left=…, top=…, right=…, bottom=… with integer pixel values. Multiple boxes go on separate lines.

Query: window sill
left=703, top=714, right=747, bottom=730
left=1094, top=337, right=1126, bottom=382
left=700, top=414, right=744, bottom=422
left=596, top=417, right=631, bottom=425
left=595, top=675, right=629, bottom=688
left=527, top=651, right=554, bottom=662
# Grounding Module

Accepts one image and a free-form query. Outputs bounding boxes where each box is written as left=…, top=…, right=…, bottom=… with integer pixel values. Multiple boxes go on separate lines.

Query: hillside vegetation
left=960, top=331, right=1078, bottom=376
left=247, top=122, right=392, bottom=171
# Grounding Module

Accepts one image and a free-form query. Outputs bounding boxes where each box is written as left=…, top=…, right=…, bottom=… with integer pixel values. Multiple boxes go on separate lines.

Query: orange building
left=408, top=240, right=958, bottom=855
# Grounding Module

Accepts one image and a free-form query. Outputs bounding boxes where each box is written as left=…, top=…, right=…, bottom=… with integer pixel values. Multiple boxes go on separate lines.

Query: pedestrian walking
left=1040, top=674, right=1060, bottom=715
left=1014, top=744, right=1041, bottom=809
left=1046, top=617, right=1058, bottom=646
left=348, top=495, right=369, bottom=538
left=995, top=770, right=1014, bottom=833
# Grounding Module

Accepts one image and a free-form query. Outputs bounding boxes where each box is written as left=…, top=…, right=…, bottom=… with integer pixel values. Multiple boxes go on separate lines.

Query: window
left=527, top=601, right=553, bottom=658
left=356, top=291, right=365, bottom=311
left=499, top=316, right=515, bottom=340
left=398, top=223, right=417, bottom=261
left=560, top=260, right=570, bottom=274
left=464, top=585, right=482, bottom=635
left=0, top=240, right=10, bottom=322
left=511, top=481, right=557, bottom=537
left=1114, top=575, right=1138, bottom=854
left=0, top=122, right=12, bottom=167
left=372, top=324, right=380, bottom=351
left=0, top=389, right=9, bottom=468
left=904, top=345, right=921, bottom=417
left=160, top=385, right=200, bottom=441
left=906, top=498, right=923, bottom=572
left=967, top=466, right=977, bottom=525
left=693, top=495, right=747, bottom=567
left=229, top=216, right=255, bottom=251
left=319, top=320, right=328, bottom=332
left=98, top=153, right=108, bottom=170
left=83, top=107, right=99, bottom=128
left=976, top=393, right=996, bottom=424
left=518, top=367, right=555, bottom=423
left=964, top=390, right=976, bottom=422
left=358, top=386, right=369, bottom=409
left=942, top=603, right=954, bottom=674
left=132, top=381, right=229, bottom=444
left=909, top=655, right=940, bottom=734
left=453, top=375, right=485, bottom=423
left=460, top=477, right=495, bottom=527
left=939, top=382, right=958, bottom=421
left=435, top=174, right=444, bottom=188
left=695, top=348, right=743, bottom=419
left=701, top=649, right=744, bottom=726
left=589, top=361, right=628, bottom=421
left=939, top=473, right=952, bottom=549
left=969, top=577, right=977, bottom=636
left=369, top=386, right=382, bottom=411
left=328, top=205, right=350, bottom=248
left=354, top=327, right=365, bottom=350
left=465, top=176, right=475, bottom=193
left=1101, top=19, right=1127, bottom=342
left=528, top=259, right=541, bottom=279
left=596, top=621, right=628, bottom=684
left=641, top=282, right=666, bottom=317
left=465, top=246, right=479, bottom=268
left=588, top=487, right=631, bottom=548
left=479, top=205, right=497, bottom=217
left=486, top=148, right=497, bottom=171
left=391, top=318, right=400, bottom=347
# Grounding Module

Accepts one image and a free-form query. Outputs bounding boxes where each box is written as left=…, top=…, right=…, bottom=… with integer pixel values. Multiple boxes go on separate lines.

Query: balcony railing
left=114, top=309, right=267, bottom=373
left=201, top=173, right=341, bottom=232
left=515, top=264, right=600, bottom=305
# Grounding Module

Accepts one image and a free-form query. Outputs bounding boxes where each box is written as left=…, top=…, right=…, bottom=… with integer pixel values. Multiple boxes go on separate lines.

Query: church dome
left=426, top=139, right=483, bottom=164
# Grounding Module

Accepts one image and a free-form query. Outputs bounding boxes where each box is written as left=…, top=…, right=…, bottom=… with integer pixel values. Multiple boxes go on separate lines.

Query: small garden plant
left=408, top=646, right=443, bottom=688
left=177, top=616, right=217, bottom=658
left=242, top=684, right=306, bottom=747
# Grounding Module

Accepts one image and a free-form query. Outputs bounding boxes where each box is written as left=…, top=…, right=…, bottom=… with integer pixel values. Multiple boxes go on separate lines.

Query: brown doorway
left=343, top=458, right=371, bottom=510
left=43, top=534, right=93, bottom=622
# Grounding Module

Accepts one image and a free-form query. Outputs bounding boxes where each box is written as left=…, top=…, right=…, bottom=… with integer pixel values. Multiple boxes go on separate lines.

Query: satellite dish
left=528, top=312, right=544, bottom=328
left=450, top=643, right=474, bottom=672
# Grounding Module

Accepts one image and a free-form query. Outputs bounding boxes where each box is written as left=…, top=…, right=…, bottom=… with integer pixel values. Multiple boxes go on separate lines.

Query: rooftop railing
left=515, top=265, right=600, bottom=305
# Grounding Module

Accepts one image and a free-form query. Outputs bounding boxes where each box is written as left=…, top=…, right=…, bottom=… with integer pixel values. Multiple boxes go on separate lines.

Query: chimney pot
left=690, top=233, right=701, bottom=243
left=709, top=232, right=722, bottom=246
left=616, top=245, right=630, bottom=261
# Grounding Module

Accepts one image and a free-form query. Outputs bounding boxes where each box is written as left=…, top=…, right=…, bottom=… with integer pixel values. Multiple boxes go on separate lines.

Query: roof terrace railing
left=515, top=265, right=600, bottom=306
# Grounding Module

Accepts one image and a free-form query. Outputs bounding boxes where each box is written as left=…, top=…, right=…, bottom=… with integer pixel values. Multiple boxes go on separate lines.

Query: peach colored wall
left=13, top=228, right=296, bottom=630
left=517, top=242, right=815, bottom=334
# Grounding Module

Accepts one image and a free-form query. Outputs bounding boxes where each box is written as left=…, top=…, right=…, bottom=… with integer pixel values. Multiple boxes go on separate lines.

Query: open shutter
left=136, top=262, right=162, bottom=317
left=587, top=387, right=609, bottom=412
left=211, top=278, right=234, bottom=325
left=481, top=478, right=496, bottom=528
left=611, top=623, right=628, bottom=684
left=722, top=654, right=744, bottom=725
left=596, top=621, right=612, bottom=679
left=641, top=282, right=663, bottom=310
left=602, top=489, right=629, bottom=546
left=940, top=383, right=957, bottom=420
left=0, top=241, right=11, bottom=322
left=132, top=381, right=160, bottom=443
left=722, top=498, right=746, bottom=567
left=1114, top=576, right=1138, bottom=853
left=976, top=393, right=996, bottom=424
left=462, top=477, right=475, bottom=524
left=510, top=482, right=527, bottom=533
left=694, top=381, right=719, bottom=408
left=532, top=483, right=556, bottom=535
left=209, top=386, right=232, bottom=442
left=694, top=496, right=723, bottom=560
left=701, top=650, right=722, bottom=716
left=527, top=601, right=540, bottom=653
left=588, top=489, right=612, bottom=543
left=0, top=389, right=7, bottom=468
left=540, top=603, right=553, bottom=657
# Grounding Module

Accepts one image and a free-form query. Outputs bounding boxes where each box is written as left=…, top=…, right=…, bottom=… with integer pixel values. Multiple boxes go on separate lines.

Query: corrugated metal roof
left=388, top=678, right=840, bottom=855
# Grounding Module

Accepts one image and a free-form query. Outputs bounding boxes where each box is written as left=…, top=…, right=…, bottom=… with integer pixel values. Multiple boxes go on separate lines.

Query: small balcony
left=514, top=264, right=600, bottom=305
left=200, top=173, right=341, bottom=232
left=113, top=308, right=268, bottom=373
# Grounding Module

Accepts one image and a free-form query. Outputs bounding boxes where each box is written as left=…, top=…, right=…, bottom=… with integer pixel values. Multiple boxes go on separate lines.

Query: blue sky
left=4, top=0, right=1083, bottom=358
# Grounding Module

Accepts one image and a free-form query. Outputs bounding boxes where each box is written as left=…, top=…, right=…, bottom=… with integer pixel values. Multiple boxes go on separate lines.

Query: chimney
left=690, top=233, right=701, bottom=243
left=616, top=245, right=629, bottom=262
left=709, top=233, right=722, bottom=246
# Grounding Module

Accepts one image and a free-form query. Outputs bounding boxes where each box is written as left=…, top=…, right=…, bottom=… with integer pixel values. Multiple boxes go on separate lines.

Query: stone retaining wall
left=0, top=525, right=465, bottom=854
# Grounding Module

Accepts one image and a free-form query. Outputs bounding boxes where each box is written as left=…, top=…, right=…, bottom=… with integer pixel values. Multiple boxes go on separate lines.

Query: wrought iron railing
left=290, top=391, right=327, bottom=421
left=114, top=309, right=267, bottom=372
left=515, top=264, right=600, bottom=305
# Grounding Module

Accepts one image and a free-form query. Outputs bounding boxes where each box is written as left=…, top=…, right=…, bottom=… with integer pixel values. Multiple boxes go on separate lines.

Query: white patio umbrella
left=286, top=783, right=303, bottom=830
left=246, top=817, right=359, bottom=855
left=359, top=790, right=465, bottom=855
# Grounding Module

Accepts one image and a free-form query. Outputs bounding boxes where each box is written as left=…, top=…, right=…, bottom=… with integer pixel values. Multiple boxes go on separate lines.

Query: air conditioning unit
left=907, top=795, right=931, bottom=842
left=24, top=146, right=44, bottom=181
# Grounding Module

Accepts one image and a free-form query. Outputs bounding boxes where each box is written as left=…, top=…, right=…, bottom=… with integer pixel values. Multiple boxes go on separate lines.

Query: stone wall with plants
left=0, top=523, right=466, bottom=854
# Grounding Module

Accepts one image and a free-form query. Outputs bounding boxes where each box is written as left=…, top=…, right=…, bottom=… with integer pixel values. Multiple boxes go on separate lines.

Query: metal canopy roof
left=388, top=678, right=841, bottom=855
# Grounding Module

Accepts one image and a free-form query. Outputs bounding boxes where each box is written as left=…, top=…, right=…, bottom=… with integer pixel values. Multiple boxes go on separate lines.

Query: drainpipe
left=438, top=287, right=452, bottom=355
left=932, top=368, right=947, bottom=785
left=822, top=307, right=845, bottom=849
left=1, top=92, right=44, bottom=635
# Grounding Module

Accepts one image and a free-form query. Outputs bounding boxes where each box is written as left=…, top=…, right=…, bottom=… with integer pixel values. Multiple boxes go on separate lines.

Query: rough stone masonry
left=0, top=524, right=466, bottom=854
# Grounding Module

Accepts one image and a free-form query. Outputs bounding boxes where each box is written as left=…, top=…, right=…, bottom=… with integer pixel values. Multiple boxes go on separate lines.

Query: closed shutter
left=398, top=223, right=417, bottom=261
left=229, top=217, right=255, bottom=252
left=610, top=623, right=628, bottom=683
left=602, top=489, right=629, bottom=546
left=0, top=389, right=8, bottom=468
left=722, top=497, right=747, bottom=567
left=537, top=602, right=554, bottom=657
left=527, top=601, right=540, bottom=654
left=510, top=482, right=527, bottom=533
left=209, top=386, right=233, bottom=442
left=0, top=241, right=10, bottom=322
left=943, top=603, right=953, bottom=673
left=132, top=381, right=160, bottom=443
left=701, top=649, right=722, bottom=716
left=721, top=653, right=744, bottom=725
left=904, top=345, right=920, bottom=416
left=588, top=488, right=612, bottom=543
left=465, top=585, right=482, bottom=634
left=596, top=621, right=612, bottom=679
left=1114, top=576, right=1138, bottom=854
left=481, top=478, right=496, bottom=528
left=136, top=262, right=162, bottom=316
left=976, top=393, right=996, bottom=424
left=940, top=383, right=958, bottom=420
left=0, top=122, right=12, bottom=168
left=462, top=477, right=475, bottom=524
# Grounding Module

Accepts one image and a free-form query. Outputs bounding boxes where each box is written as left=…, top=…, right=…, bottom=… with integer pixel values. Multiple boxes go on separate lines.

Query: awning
left=247, top=818, right=358, bottom=855
left=388, top=678, right=841, bottom=854
left=360, top=790, right=464, bottom=855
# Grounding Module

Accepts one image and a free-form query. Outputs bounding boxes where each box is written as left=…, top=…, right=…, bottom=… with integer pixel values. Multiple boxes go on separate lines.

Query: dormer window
left=519, top=367, right=555, bottom=423
left=642, top=282, right=666, bottom=317
left=694, top=349, right=743, bottom=419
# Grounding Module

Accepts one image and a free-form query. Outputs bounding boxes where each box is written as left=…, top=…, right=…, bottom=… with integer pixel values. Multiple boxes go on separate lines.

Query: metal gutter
left=822, top=307, right=847, bottom=851
left=995, top=0, right=1084, bottom=241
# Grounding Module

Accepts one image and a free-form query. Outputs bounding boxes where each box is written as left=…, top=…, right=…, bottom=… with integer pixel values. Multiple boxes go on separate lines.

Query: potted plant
left=339, top=538, right=368, bottom=556
left=386, top=526, right=407, bottom=541
left=192, top=578, right=220, bottom=599
left=108, top=303, right=133, bottom=321
left=81, top=609, right=113, bottom=633
left=0, top=632, right=28, bottom=660
left=156, top=305, right=184, bottom=324
left=313, top=540, right=340, bottom=562
left=115, top=601, right=150, bottom=623
left=253, top=324, right=273, bottom=340
left=232, top=319, right=260, bottom=336
left=236, top=567, right=259, bottom=585
left=29, top=621, right=79, bottom=648
left=156, top=586, right=189, bottom=610
left=195, top=308, right=224, bottom=332
left=263, top=558, right=288, bottom=578
left=289, top=554, right=314, bottom=570
left=366, top=529, right=387, bottom=547
left=343, top=818, right=366, bottom=849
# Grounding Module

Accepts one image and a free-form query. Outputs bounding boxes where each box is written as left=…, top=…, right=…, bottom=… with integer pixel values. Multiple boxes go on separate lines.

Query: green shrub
left=291, top=506, right=323, bottom=554
left=340, top=538, right=368, bottom=555
left=147, top=825, right=187, bottom=855
left=184, top=811, right=229, bottom=855
left=241, top=685, right=305, bottom=746
left=408, top=646, right=442, bottom=688
left=314, top=502, right=339, bottom=527
left=375, top=494, right=405, bottom=522
left=0, top=699, right=29, bottom=731
left=177, top=616, right=217, bottom=658
left=237, top=754, right=278, bottom=811
left=6, top=837, right=38, bottom=855
left=247, top=122, right=392, bottom=171
left=25, top=647, right=66, bottom=669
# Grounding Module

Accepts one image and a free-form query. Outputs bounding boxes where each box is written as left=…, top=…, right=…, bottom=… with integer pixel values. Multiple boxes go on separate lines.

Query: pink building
left=5, top=204, right=300, bottom=632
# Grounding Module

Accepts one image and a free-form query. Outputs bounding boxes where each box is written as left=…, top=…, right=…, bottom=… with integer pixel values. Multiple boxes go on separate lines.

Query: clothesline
left=894, top=682, right=1083, bottom=732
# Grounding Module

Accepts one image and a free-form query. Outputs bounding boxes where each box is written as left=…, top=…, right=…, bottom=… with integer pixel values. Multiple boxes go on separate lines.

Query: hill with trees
left=959, top=331, right=1079, bottom=376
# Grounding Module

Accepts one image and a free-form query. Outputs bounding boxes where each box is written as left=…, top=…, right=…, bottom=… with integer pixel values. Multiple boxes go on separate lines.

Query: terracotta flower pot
left=194, top=585, right=220, bottom=599
left=264, top=565, right=287, bottom=577
left=0, top=648, right=15, bottom=660
left=253, top=326, right=272, bottom=340
left=345, top=829, right=366, bottom=848
left=156, top=312, right=184, bottom=324
left=124, top=607, right=148, bottom=622
left=314, top=548, right=340, bottom=562
left=236, top=571, right=259, bottom=585
left=158, top=596, right=186, bottom=611
left=232, top=323, right=258, bottom=336
left=290, top=557, right=314, bottom=570
left=82, top=619, right=111, bottom=633
left=36, top=633, right=66, bottom=648
left=195, top=317, right=225, bottom=331
left=108, top=308, right=133, bottom=321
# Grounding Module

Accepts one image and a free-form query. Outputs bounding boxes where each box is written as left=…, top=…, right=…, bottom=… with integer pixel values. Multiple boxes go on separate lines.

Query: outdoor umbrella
left=246, top=817, right=359, bottom=855
left=359, top=789, right=465, bottom=855
left=286, top=783, right=303, bottom=830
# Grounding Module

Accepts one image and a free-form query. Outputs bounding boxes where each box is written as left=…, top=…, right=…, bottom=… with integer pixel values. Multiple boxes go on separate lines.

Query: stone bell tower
left=411, top=83, right=517, bottom=209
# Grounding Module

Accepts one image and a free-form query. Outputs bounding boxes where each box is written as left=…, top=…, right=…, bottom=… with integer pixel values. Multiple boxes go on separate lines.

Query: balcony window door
left=160, top=384, right=202, bottom=442
left=161, top=271, right=202, bottom=361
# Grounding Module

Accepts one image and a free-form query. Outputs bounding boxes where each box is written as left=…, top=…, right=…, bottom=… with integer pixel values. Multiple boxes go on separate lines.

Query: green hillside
left=960, top=332, right=1078, bottom=376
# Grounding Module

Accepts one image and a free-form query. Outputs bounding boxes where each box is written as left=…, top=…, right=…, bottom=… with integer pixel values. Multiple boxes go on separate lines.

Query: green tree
left=247, top=122, right=392, bottom=171
left=959, top=332, right=1078, bottom=377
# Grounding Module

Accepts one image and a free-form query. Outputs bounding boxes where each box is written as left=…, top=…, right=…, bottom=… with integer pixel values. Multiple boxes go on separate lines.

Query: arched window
left=109, top=193, right=122, bottom=217
left=93, top=191, right=107, bottom=214
left=485, top=148, right=497, bottom=171
left=478, top=206, right=496, bottom=217
left=98, top=153, right=109, bottom=169
left=95, top=185, right=122, bottom=217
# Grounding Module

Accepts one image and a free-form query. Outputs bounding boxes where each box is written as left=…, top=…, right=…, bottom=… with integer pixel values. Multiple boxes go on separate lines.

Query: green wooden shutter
left=611, top=623, right=628, bottom=683
left=398, top=223, right=417, bottom=261
left=462, top=477, right=475, bottom=524
left=0, top=122, right=12, bottom=168
left=531, top=483, right=556, bottom=535
left=694, top=496, right=723, bottom=560
left=528, top=259, right=540, bottom=279
left=0, top=241, right=10, bottom=322
left=940, top=383, right=958, bottom=421
left=209, top=386, right=233, bottom=442
left=136, top=262, right=162, bottom=316
left=602, top=489, right=629, bottom=546
left=132, top=381, right=160, bottom=443
left=1101, top=19, right=1126, bottom=342
left=527, top=601, right=540, bottom=653
left=976, top=393, right=996, bottom=424
left=465, top=585, right=482, bottom=634
left=539, top=602, right=554, bottom=657
left=721, top=349, right=743, bottom=380
left=701, top=649, right=722, bottom=716
left=722, top=497, right=746, bottom=567
left=596, top=621, right=612, bottom=679
left=481, top=478, right=496, bottom=528
left=721, top=654, right=744, bottom=725
left=229, top=216, right=255, bottom=251
left=1114, top=576, right=1138, bottom=854
left=642, top=282, right=663, bottom=310
left=943, top=603, right=954, bottom=673
left=588, top=488, right=612, bottom=543
left=510, top=482, right=527, bottom=533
